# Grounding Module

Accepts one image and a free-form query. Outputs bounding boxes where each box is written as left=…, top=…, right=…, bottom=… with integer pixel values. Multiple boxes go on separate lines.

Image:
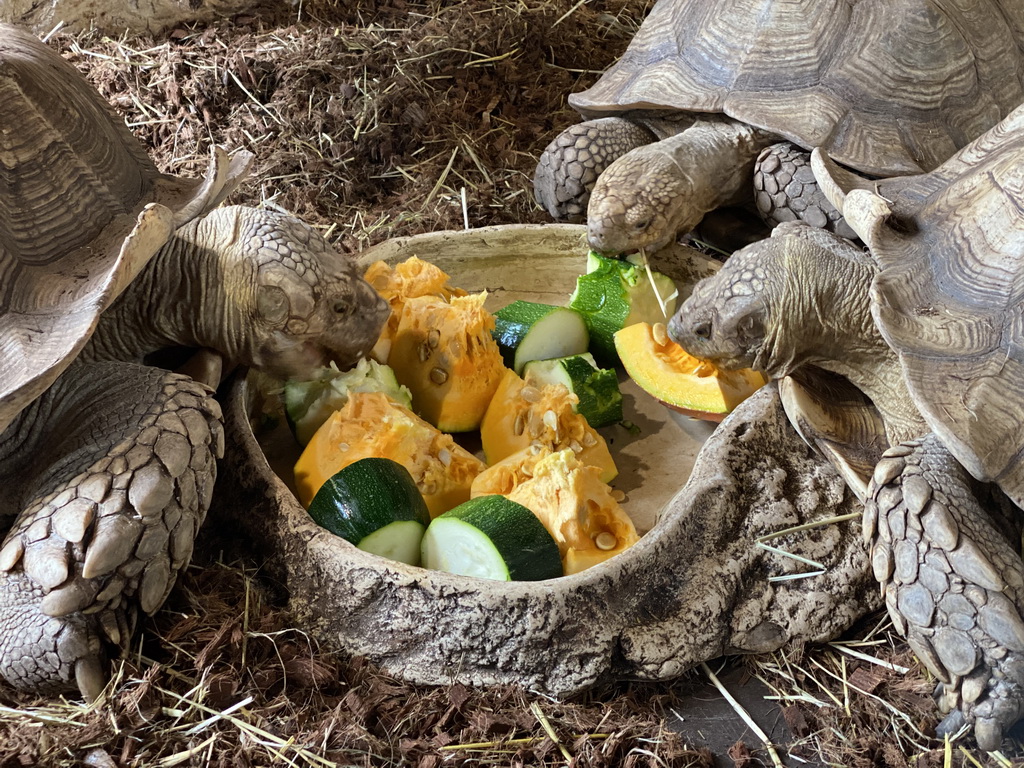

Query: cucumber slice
left=283, top=358, right=412, bottom=445
left=420, top=495, right=562, bottom=581
left=569, top=252, right=677, bottom=366
left=492, top=300, right=589, bottom=374
left=308, top=457, right=431, bottom=565
left=523, top=353, right=623, bottom=428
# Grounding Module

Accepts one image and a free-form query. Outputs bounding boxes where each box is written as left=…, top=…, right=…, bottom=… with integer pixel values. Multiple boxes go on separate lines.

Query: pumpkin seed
left=429, top=367, right=449, bottom=385
left=521, top=385, right=541, bottom=403
left=513, top=413, right=526, bottom=436
left=594, top=532, right=618, bottom=551
left=427, top=329, right=441, bottom=349
left=652, top=322, right=669, bottom=346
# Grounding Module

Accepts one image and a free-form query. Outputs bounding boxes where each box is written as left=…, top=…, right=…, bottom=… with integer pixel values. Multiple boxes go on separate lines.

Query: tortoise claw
left=75, top=656, right=108, bottom=703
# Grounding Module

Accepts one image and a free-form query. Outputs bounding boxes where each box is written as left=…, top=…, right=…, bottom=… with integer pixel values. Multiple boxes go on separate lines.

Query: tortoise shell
left=850, top=105, right=1024, bottom=505
left=0, top=24, right=250, bottom=432
left=570, top=0, right=1024, bottom=177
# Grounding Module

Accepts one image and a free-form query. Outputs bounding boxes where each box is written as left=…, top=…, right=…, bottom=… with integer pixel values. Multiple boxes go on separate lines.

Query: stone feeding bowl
left=217, top=223, right=877, bottom=696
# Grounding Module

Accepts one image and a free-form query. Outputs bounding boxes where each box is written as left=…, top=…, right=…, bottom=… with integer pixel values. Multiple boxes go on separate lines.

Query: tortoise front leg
left=0, top=361, right=222, bottom=698
left=867, top=434, right=1024, bottom=751
left=533, top=117, right=660, bottom=221
left=753, top=143, right=857, bottom=240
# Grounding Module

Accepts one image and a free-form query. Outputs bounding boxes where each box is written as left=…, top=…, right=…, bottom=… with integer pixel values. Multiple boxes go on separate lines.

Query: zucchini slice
left=308, top=457, right=431, bottom=565
left=492, top=300, right=589, bottom=374
left=420, top=495, right=563, bottom=581
left=522, top=353, right=623, bottom=428
left=569, top=252, right=677, bottom=365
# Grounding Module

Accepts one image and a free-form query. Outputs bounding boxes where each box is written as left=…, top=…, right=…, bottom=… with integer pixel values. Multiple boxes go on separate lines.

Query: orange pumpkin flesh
left=364, top=256, right=467, bottom=363
left=480, top=369, right=617, bottom=483
left=389, top=292, right=507, bottom=432
left=294, top=391, right=485, bottom=517
left=614, top=322, right=766, bottom=420
left=502, top=449, right=639, bottom=574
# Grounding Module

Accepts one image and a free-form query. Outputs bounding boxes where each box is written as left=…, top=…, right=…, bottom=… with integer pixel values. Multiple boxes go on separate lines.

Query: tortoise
left=669, top=103, right=1024, bottom=750
left=534, top=0, right=1024, bottom=255
left=0, top=25, right=388, bottom=698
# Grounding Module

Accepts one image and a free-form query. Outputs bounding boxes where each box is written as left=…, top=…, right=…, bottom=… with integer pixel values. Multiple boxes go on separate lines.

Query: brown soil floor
left=0, top=2, right=1021, bottom=766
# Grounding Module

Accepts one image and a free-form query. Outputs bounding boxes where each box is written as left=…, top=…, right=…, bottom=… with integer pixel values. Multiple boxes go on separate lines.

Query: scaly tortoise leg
left=0, top=361, right=222, bottom=698
left=867, top=434, right=1024, bottom=751
left=533, top=117, right=658, bottom=222
left=753, top=142, right=857, bottom=240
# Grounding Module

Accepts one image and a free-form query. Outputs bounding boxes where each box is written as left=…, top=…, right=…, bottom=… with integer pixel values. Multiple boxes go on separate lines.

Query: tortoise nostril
left=692, top=320, right=712, bottom=339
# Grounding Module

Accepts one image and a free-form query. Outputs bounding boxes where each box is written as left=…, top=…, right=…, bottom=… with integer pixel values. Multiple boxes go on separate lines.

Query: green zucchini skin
left=421, top=495, right=563, bottom=581
left=492, top=300, right=589, bottom=373
left=307, top=458, right=431, bottom=565
left=569, top=253, right=676, bottom=366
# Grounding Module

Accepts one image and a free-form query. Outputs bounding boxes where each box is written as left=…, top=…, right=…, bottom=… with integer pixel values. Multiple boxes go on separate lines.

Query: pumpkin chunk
left=480, top=369, right=616, bottom=482
left=503, top=449, right=639, bottom=574
left=294, top=391, right=485, bottom=517
left=389, top=292, right=507, bottom=432
left=364, top=256, right=466, bottom=362
left=614, top=322, right=765, bottom=420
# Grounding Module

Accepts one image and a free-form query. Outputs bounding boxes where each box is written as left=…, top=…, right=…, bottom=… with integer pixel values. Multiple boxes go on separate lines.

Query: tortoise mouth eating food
left=534, top=0, right=1024, bottom=255
left=0, top=24, right=388, bottom=698
left=672, top=104, right=1024, bottom=750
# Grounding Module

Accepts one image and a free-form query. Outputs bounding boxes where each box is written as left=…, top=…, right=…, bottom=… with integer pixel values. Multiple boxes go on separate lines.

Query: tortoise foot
left=533, top=117, right=656, bottom=221
left=0, top=568, right=107, bottom=698
left=753, top=142, right=856, bottom=239
left=0, top=362, right=223, bottom=697
left=867, top=435, right=1024, bottom=751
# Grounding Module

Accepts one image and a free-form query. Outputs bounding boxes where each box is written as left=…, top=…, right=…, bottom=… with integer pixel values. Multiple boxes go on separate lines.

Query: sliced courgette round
left=492, top=300, right=589, bottom=374
left=420, top=495, right=563, bottom=581
left=308, top=457, right=431, bottom=565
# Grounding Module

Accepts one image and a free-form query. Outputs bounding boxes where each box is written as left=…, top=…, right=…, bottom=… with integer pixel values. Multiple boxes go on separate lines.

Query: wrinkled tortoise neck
left=81, top=212, right=254, bottom=368
left=766, top=241, right=926, bottom=446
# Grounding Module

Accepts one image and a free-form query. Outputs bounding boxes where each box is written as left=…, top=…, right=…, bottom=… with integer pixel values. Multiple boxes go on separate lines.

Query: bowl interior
left=256, top=223, right=720, bottom=534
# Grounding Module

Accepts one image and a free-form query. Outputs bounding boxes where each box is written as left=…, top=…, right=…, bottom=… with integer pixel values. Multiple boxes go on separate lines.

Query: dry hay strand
left=0, top=561, right=712, bottom=767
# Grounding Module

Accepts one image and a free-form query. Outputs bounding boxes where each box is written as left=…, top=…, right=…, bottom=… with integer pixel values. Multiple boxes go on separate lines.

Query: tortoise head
left=187, top=207, right=389, bottom=379
left=670, top=222, right=878, bottom=380
left=586, top=148, right=701, bottom=254
left=669, top=241, right=772, bottom=372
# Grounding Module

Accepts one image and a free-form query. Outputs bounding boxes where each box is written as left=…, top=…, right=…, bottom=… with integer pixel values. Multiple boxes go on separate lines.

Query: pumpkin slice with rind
left=615, top=322, right=766, bottom=421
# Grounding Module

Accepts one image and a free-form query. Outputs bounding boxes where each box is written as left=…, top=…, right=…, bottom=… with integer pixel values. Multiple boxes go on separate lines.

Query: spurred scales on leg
left=867, top=437, right=1024, bottom=751
left=0, top=26, right=389, bottom=698
left=0, top=364, right=221, bottom=697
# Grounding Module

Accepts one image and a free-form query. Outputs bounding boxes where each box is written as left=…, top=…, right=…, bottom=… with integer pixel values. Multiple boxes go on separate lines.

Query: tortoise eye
left=333, top=300, right=352, bottom=316
left=692, top=320, right=712, bottom=339
left=633, top=218, right=651, bottom=231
